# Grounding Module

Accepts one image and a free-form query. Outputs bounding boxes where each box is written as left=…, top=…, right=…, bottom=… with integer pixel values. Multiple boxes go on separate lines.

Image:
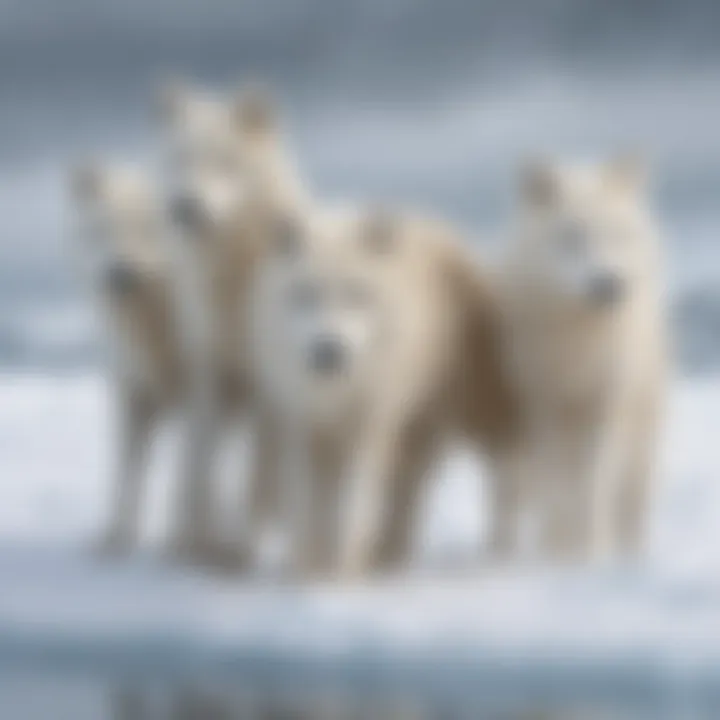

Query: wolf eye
left=88, top=220, right=112, bottom=245
left=361, top=208, right=397, bottom=254
left=289, top=282, right=321, bottom=312
left=557, top=221, right=587, bottom=256
left=343, top=281, right=372, bottom=308
left=170, top=147, right=194, bottom=174
left=212, top=153, right=238, bottom=176
left=131, top=213, right=157, bottom=238
left=606, top=222, right=631, bottom=246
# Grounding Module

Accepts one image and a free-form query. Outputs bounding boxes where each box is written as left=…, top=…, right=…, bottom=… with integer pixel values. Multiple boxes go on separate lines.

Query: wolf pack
left=67, top=81, right=667, bottom=580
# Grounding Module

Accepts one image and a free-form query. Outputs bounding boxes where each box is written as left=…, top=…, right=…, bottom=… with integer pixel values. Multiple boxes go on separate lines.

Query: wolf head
left=157, top=80, right=300, bottom=237
left=253, top=205, right=403, bottom=414
left=68, top=163, right=164, bottom=299
left=510, top=156, right=657, bottom=311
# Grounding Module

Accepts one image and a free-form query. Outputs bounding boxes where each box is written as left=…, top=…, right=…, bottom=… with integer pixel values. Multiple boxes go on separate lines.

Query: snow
left=0, top=372, right=719, bottom=712
left=1, top=372, right=719, bottom=573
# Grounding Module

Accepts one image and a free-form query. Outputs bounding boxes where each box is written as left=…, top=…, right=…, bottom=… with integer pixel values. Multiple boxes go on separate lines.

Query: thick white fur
left=500, top=158, right=667, bottom=563
left=248, top=204, right=517, bottom=578
left=69, top=164, right=181, bottom=554
left=157, top=83, right=309, bottom=565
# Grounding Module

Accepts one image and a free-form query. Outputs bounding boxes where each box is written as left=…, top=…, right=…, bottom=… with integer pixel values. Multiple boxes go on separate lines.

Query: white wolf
left=157, top=81, right=309, bottom=565
left=248, top=206, right=358, bottom=575
left=69, top=163, right=182, bottom=554
left=249, top=205, right=519, bottom=578
left=500, top=157, right=667, bottom=563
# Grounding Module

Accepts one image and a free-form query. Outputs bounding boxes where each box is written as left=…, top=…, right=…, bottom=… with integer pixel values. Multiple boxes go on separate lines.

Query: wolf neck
left=102, top=283, right=179, bottom=396
left=508, top=281, right=650, bottom=411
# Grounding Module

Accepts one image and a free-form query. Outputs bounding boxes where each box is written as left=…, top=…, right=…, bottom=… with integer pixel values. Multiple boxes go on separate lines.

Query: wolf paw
left=91, top=529, right=134, bottom=560
left=164, top=535, right=248, bottom=574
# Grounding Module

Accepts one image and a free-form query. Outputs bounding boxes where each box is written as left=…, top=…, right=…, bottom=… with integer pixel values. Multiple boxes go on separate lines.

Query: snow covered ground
left=1, top=372, right=719, bottom=574
left=0, top=372, right=719, bottom=717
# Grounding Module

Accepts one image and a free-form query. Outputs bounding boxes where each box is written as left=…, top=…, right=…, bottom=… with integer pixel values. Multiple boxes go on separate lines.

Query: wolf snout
left=308, top=336, right=347, bottom=376
left=169, top=193, right=206, bottom=230
left=587, top=271, right=627, bottom=306
left=105, top=262, right=140, bottom=294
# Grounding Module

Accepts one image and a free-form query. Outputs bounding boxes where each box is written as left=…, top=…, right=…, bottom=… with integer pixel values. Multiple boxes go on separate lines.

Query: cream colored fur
left=499, top=158, right=667, bottom=563
left=157, top=82, right=309, bottom=566
left=69, top=163, right=182, bottom=554
left=248, top=204, right=519, bottom=578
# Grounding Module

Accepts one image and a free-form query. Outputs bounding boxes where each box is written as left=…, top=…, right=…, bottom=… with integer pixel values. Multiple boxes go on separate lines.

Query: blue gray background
left=1, top=0, right=719, bottom=371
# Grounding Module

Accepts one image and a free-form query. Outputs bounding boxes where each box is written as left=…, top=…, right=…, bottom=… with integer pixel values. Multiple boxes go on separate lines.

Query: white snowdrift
left=0, top=373, right=719, bottom=709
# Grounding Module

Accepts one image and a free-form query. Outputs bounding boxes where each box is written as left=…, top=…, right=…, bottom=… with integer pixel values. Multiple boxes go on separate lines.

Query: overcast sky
left=2, top=0, right=720, bottom=296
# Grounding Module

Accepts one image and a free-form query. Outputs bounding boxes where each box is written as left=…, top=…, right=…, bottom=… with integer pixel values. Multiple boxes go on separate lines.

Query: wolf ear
left=69, top=162, right=103, bottom=202
left=156, top=78, right=190, bottom=124
left=603, top=153, right=646, bottom=195
left=233, top=85, right=277, bottom=134
left=519, top=158, right=560, bottom=207
left=360, top=207, right=399, bottom=254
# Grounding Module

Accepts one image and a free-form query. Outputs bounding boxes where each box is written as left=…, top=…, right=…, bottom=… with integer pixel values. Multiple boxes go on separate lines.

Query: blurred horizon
left=2, top=0, right=720, bottom=372
left=1, top=5, right=720, bottom=717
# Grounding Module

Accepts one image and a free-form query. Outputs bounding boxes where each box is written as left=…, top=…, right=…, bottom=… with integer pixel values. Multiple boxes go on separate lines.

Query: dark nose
left=588, top=271, right=626, bottom=306
left=309, top=336, right=347, bottom=376
left=105, top=262, right=139, bottom=295
left=169, top=194, right=205, bottom=229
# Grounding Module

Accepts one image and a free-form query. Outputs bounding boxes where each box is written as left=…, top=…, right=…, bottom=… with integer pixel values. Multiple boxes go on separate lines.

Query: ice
left=1, top=372, right=719, bottom=573
left=0, top=372, right=719, bottom=709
